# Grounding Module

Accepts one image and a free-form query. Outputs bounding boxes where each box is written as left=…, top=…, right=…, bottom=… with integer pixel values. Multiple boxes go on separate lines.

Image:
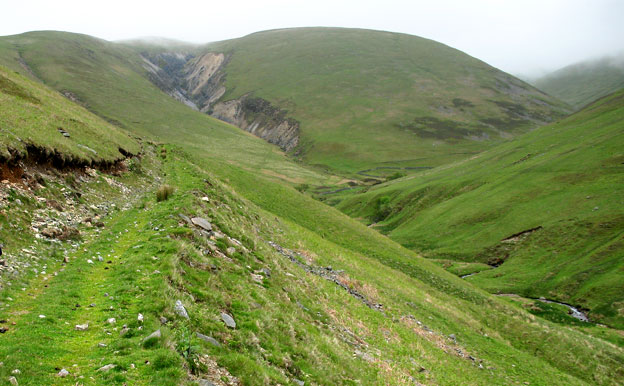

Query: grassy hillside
left=0, top=65, right=140, bottom=165
left=198, top=27, right=570, bottom=173
left=0, top=30, right=623, bottom=385
left=533, top=54, right=624, bottom=109
left=0, top=31, right=335, bottom=186
left=337, top=89, right=624, bottom=328
left=2, top=138, right=623, bottom=384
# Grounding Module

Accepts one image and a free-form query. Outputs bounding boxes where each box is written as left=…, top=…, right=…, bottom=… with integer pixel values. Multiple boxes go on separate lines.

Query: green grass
left=0, top=31, right=336, bottom=186
left=337, top=89, right=624, bottom=328
left=194, top=27, right=570, bottom=173
left=0, top=29, right=622, bottom=385
left=2, top=143, right=624, bottom=385
left=0, top=66, right=140, bottom=164
left=534, top=54, right=624, bottom=109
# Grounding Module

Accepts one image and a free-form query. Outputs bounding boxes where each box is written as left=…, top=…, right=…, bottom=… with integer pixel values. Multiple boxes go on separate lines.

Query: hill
left=336, top=89, right=624, bottom=328
left=0, top=65, right=140, bottom=168
left=533, top=54, right=624, bottom=109
left=127, top=27, right=570, bottom=174
left=0, top=31, right=335, bottom=186
left=0, top=31, right=623, bottom=385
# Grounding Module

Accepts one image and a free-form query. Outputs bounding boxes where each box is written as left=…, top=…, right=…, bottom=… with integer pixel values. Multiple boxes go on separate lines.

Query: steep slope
left=533, top=54, right=624, bottom=109
left=0, top=31, right=335, bottom=186
left=128, top=27, right=570, bottom=173
left=337, top=89, right=624, bottom=328
left=0, top=65, right=140, bottom=167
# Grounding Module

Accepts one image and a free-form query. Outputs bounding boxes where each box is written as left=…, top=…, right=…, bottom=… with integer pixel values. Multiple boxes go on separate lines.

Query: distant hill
left=126, top=27, right=570, bottom=173
left=337, top=89, right=624, bottom=328
left=533, top=54, right=624, bottom=109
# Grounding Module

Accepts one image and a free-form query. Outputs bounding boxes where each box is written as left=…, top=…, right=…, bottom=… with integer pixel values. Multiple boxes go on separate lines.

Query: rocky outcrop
left=184, top=53, right=228, bottom=112
left=212, top=96, right=300, bottom=152
left=138, top=50, right=300, bottom=152
left=140, top=52, right=198, bottom=110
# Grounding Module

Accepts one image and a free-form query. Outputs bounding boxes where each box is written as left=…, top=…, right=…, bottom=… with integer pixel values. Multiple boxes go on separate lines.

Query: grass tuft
left=156, top=185, right=174, bottom=202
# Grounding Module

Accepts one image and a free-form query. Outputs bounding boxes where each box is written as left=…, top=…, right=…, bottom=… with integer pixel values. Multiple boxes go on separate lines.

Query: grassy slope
left=2, top=142, right=623, bottom=385
left=201, top=27, right=569, bottom=173
left=0, top=31, right=333, bottom=186
left=338, top=89, right=624, bottom=327
left=533, top=55, right=624, bottom=109
left=0, top=65, right=140, bottom=163
left=0, top=30, right=622, bottom=384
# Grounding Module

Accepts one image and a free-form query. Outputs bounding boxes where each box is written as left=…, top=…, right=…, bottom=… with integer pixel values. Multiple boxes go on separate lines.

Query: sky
left=1, top=0, right=623, bottom=77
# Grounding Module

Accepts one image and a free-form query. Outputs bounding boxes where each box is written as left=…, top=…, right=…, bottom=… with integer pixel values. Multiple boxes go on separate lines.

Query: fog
left=1, top=0, right=623, bottom=76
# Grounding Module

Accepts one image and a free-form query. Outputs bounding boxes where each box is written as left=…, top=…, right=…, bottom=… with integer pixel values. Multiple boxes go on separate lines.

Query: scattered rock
left=191, top=217, right=212, bottom=231
left=0, top=327, right=8, bottom=333
left=226, top=247, right=236, bottom=256
left=106, top=318, right=116, bottom=324
left=178, top=213, right=192, bottom=224
left=120, top=326, right=130, bottom=336
left=75, top=324, right=89, bottom=331
left=198, top=381, right=216, bottom=386
left=174, top=300, right=189, bottom=319
left=98, top=343, right=107, bottom=348
left=38, top=315, right=45, bottom=319
left=159, top=316, right=168, bottom=325
left=196, top=332, right=221, bottom=347
left=8, top=376, right=18, bottom=386
left=449, top=334, right=456, bottom=340
left=250, top=273, right=264, bottom=284
left=220, top=312, right=236, bottom=329
left=96, top=364, right=116, bottom=372
left=143, top=329, right=161, bottom=342
left=57, top=369, right=69, bottom=377
left=294, top=379, right=305, bottom=386
left=11, top=369, right=20, bottom=375
left=137, top=313, right=143, bottom=323
left=41, top=227, right=60, bottom=239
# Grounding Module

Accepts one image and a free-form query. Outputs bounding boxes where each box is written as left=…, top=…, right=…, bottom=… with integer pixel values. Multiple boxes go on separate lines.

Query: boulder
left=191, top=217, right=212, bottom=231
left=144, top=329, right=161, bottom=342
left=220, top=313, right=236, bottom=329
left=97, top=364, right=116, bottom=372
left=174, top=300, right=189, bottom=319
left=196, top=332, right=221, bottom=347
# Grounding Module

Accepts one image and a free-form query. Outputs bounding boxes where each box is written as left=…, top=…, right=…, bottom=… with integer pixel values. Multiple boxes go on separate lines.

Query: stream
left=535, top=298, right=590, bottom=322
left=460, top=272, right=590, bottom=322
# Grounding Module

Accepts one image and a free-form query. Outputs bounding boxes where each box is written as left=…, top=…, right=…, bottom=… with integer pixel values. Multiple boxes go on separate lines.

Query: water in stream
left=536, top=298, right=590, bottom=322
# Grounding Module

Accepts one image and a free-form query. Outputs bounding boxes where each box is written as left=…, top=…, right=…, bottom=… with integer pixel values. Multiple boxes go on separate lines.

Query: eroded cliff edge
left=139, top=51, right=300, bottom=152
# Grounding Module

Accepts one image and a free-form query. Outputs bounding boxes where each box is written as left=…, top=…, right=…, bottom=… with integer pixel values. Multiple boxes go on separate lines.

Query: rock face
left=211, top=97, right=300, bottom=152
left=138, top=51, right=300, bottom=152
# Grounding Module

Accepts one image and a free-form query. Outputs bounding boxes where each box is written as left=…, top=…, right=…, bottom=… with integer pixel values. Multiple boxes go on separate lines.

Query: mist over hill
left=533, top=53, right=624, bottom=109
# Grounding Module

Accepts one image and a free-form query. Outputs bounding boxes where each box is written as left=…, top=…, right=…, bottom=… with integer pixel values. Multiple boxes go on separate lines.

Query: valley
left=0, top=26, right=622, bottom=385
